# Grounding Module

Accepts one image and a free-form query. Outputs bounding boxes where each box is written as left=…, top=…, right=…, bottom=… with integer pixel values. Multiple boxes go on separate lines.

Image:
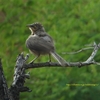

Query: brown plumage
left=26, top=22, right=67, bottom=66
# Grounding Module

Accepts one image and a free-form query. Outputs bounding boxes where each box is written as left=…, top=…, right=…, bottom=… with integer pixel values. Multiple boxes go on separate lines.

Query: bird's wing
left=26, top=35, right=55, bottom=54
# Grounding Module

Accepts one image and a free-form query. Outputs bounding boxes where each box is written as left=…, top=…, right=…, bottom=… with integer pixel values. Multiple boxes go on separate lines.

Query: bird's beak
left=26, top=24, right=34, bottom=27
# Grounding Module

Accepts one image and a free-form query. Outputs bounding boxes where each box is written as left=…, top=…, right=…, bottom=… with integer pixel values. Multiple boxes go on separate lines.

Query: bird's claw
left=29, top=61, right=34, bottom=64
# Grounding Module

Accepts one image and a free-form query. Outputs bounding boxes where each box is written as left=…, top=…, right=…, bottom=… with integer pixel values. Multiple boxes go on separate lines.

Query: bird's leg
left=29, top=55, right=40, bottom=64
left=48, top=54, right=51, bottom=62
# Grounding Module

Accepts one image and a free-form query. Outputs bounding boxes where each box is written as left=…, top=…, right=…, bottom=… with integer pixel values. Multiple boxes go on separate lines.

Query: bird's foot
left=46, top=60, right=52, bottom=64
left=29, top=60, right=34, bottom=64
left=47, top=59, right=51, bottom=63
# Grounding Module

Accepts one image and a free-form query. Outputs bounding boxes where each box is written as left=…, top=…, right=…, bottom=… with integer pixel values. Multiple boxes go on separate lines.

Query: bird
left=26, top=22, right=67, bottom=67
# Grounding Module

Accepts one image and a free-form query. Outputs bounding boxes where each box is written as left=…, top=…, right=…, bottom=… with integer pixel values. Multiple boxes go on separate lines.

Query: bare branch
left=62, top=47, right=93, bottom=55
left=62, top=42, right=100, bottom=55
left=62, top=42, right=97, bottom=55
left=24, top=61, right=94, bottom=69
left=24, top=42, right=100, bottom=69
left=9, top=53, right=30, bottom=100
left=84, top=42, right=99, bottom=63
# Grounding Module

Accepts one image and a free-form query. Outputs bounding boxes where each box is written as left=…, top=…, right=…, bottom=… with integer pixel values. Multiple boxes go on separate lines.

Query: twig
left=63, top=42, right=97, bottom=55
left=84, top=42, right=98, bottom=63
left=62, top=47, right=93, bottom=55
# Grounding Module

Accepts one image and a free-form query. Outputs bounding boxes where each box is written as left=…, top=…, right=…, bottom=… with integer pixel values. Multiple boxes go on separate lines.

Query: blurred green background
left=0, top=0, right=100, bottom=100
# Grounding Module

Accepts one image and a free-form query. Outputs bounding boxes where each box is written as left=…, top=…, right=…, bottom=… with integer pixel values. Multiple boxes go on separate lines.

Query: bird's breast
left=26, top=34, right=54, bottom=55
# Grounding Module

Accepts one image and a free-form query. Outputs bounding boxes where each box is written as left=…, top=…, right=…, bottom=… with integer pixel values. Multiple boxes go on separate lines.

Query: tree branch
left=24, top=42, right=100, bottom=69
left=9, top=53, right=31, bottom=100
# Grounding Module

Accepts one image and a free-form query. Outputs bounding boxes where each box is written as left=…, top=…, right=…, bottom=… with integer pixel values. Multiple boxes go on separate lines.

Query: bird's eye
left=34, top=26, right=37, bottom=29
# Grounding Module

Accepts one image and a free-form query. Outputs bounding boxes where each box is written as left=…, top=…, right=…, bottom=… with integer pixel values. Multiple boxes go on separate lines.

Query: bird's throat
left=29, top=27, right=34, bottom=35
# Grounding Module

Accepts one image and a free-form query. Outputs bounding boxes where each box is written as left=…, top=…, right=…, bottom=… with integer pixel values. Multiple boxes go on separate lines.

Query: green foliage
left=0, top=0, right=100, bottom=99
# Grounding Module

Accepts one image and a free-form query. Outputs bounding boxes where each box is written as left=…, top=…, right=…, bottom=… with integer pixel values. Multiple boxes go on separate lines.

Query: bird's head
left=27, top=22, right=45, bottom=34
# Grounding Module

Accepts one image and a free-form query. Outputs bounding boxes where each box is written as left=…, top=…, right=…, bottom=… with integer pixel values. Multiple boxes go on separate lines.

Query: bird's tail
left=50, top=51, right=67, bottom=67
